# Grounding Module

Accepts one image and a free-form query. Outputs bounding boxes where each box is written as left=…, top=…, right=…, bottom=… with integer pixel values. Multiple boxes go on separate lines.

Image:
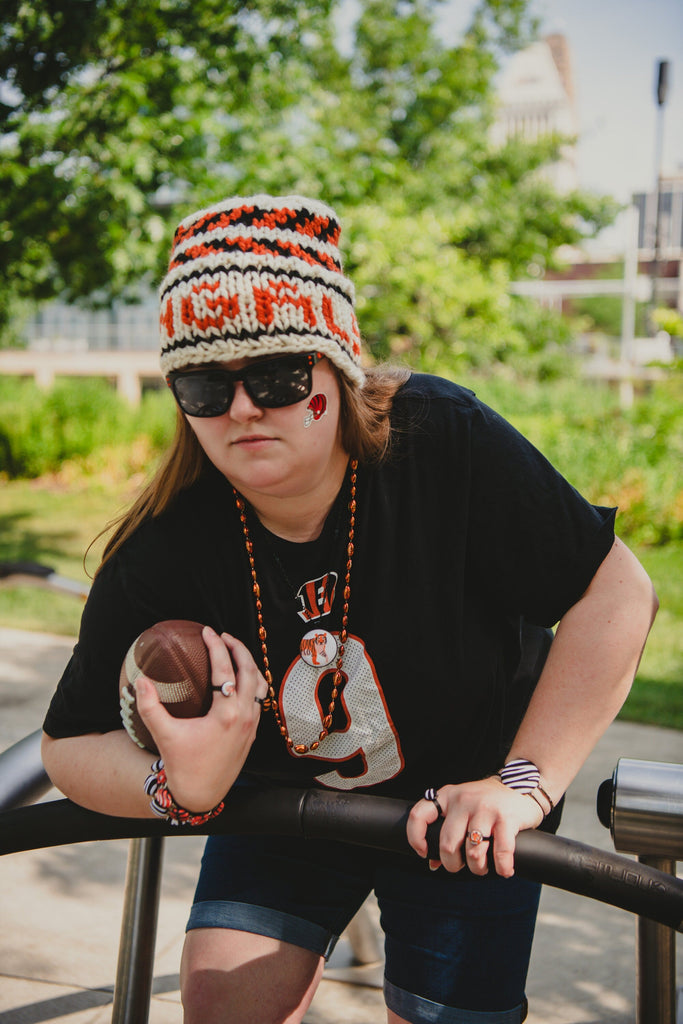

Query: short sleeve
left=42, top=539, right=177, bottom=738
left=464, top=400, right=616, bottom=627
left=43, top=469, right=250, bottom=739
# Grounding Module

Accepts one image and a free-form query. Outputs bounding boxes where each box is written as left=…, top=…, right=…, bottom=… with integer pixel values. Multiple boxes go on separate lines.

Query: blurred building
left=632, top=172, right=683, bottom=313
left=633, top=171, right=683, bottom=257
left=539, top=174, right=683, bottom=317
left=491, top=34, right=579, bottom=193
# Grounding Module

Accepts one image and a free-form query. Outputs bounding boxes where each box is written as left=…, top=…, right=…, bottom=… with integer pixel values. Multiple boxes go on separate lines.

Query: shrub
left=0, top=377, right=174, bottom=478
left=1, top=371, right=681, bottom=547
left=470, top=372, right=683, bottom=546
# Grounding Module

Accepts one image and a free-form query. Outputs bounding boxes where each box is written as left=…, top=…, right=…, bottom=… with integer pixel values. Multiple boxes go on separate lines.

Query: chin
left=218, top=459, right=297, bottom=497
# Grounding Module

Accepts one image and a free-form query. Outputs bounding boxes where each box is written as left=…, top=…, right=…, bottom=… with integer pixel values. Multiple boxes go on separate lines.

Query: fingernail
left=136, top=677, right=149, bottom=696
left=429, top=860, right=440, bottom=872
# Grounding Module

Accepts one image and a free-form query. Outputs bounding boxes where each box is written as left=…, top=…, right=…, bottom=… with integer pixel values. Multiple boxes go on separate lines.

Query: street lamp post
left=650, top=59, right=670, bottom=327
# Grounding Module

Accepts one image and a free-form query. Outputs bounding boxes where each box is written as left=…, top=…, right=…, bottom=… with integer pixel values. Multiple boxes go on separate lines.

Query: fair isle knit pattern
left=159, top=194, right=364, bottom=386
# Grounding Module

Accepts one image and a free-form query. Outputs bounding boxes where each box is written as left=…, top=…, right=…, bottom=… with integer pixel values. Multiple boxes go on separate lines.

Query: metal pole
left=650, top=59, right=670, bottom=327
left=620, top=205, right=639, bottom=409
left=111, top=836, right=165, bottom=1024
left=636, top=854, right=677, bottom=1024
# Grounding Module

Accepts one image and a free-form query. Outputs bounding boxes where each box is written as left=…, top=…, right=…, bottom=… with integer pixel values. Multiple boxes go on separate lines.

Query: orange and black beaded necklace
left=233, top=458, right=358, bottom=754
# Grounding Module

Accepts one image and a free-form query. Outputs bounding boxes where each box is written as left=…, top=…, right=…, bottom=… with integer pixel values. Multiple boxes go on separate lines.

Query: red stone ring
left=467, top=829, right=492, bottom=846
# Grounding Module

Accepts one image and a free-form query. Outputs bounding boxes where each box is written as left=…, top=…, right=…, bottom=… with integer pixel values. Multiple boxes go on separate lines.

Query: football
left=119, top=619, right=212, bottom=753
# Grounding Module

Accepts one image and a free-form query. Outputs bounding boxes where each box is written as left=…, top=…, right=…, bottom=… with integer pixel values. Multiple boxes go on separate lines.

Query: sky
left=438, top=0, right=683, bottom=252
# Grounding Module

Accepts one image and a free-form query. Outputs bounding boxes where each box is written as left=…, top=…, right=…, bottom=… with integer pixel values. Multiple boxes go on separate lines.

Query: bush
left=471, top=373, right=683, bottom=546
left=1, top=370, right=681, bottom=548
left=0, top=376, right=174, bottom=478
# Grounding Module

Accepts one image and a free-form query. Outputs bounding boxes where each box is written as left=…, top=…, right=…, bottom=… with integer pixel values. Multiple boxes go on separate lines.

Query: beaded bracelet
left=498, top=758, right=555, bottom=817
left=144, top=758, right=225, bottom=827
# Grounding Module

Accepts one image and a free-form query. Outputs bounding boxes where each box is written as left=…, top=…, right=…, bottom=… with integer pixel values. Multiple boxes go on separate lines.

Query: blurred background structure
left=1, top=1, right=680, bottom=400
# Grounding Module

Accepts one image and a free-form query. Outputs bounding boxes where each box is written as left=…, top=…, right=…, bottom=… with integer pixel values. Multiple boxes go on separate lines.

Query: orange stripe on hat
left=158, top=194, right=364, bottom=387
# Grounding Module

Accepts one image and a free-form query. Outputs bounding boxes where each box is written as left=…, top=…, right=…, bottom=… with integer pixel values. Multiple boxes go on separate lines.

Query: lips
left=232, top=433, right=277, bottom=447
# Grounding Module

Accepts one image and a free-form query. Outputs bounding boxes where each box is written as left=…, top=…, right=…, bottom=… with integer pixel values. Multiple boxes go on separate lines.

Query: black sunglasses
left=166, top=352, right=323, bottom=418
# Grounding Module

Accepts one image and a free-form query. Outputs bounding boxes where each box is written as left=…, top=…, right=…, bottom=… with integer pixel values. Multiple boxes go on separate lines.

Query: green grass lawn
left=1, top=470, right=681, bottom=730
left=0, top=468, right=130, bottom=634
left=619, top=542, right=683, bottom=729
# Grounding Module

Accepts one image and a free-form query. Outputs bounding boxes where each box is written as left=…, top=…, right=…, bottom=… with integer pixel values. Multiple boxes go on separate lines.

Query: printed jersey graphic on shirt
left=296, top=572, right=338, bottom=622
left=280, top=633, right=404, bottom=789
left=299, top=630, right=336, bottom=667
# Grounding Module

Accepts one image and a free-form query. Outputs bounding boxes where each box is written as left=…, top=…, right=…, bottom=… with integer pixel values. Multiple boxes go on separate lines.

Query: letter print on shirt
left=296, top=573, right=337, bottom=622
left=279, top=634, right=404, bottom=789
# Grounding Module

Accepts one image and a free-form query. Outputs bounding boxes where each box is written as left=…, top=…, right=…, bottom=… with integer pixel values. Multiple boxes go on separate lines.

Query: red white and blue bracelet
left=144, top=758, right=225, bottom=827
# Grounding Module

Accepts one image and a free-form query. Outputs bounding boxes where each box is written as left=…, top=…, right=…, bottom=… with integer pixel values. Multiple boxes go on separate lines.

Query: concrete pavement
left=0, top=626, right=681, bottom=1023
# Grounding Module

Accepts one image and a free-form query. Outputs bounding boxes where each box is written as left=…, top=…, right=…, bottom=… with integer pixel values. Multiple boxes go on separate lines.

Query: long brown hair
left=97, top=363, right=410, bottom=571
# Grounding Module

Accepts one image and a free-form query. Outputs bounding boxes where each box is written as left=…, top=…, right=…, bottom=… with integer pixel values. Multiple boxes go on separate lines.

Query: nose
left=228, top=381, right=263, bottom=422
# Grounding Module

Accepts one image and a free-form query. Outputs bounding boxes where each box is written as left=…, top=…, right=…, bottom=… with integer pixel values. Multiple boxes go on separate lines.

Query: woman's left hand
left=406, top=776, right=544, bottom=877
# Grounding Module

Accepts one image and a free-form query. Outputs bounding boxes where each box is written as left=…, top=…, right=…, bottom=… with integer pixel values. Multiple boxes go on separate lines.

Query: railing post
left=600, top=759, right=683, bottom=1024
left=112, top=836, right=165, bottom=1024
left=636, top=854, right=677, bottom=1024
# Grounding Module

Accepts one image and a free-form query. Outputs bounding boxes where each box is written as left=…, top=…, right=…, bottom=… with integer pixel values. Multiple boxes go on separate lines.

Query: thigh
left=376, top=858, right=541, bottom=1021
left=182, top=832, right=376, bottom=1024
left=188, top=832, right=376, bottom=953
left=181, top=927, right=324, bottom=1024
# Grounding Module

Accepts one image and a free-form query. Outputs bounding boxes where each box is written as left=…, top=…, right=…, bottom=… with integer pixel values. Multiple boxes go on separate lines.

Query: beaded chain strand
left=233, top=459, right=358, bottom=755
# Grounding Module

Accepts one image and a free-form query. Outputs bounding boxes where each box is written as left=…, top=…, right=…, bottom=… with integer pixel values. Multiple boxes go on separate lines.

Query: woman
left=42, top=194, right=657, bottom=1024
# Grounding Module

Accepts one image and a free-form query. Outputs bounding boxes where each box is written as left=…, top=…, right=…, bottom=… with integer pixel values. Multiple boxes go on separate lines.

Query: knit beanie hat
left=159, top=194, right=364, bottom=387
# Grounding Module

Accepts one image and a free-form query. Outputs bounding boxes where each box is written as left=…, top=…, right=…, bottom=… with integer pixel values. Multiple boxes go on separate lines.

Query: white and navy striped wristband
left=498, top=758, right=555, bottom=816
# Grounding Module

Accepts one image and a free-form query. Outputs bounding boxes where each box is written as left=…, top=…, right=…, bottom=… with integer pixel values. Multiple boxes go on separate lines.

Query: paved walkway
left=0, top=627, right=681, bottom=1023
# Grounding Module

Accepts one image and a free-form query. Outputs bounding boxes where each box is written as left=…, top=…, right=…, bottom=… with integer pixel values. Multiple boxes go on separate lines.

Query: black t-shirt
left=44, top=374, right=615, bottom=801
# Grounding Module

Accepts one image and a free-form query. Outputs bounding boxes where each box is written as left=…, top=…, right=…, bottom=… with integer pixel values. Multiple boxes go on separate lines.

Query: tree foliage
left=0, top=0, right=619, bottom=370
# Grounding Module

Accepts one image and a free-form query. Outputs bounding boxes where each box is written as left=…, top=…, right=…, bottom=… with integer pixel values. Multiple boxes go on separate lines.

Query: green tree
left=1, top=0, right=618, bottom=371
left=0, top=0, right=338, bottom=317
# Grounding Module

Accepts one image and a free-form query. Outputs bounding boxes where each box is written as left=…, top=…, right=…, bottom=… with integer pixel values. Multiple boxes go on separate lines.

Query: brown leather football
left=119, top=619, right=212, bottom=753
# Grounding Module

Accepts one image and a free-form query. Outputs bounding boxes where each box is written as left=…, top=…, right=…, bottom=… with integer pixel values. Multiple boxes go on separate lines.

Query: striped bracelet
left=143, top=758, right=225, bottom=827
left=498, top=758, right=555, bottom=816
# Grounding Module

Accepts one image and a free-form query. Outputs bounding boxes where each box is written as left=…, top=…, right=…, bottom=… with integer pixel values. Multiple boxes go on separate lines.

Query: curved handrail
left=1, top=786, right=682, bottom=932
left=0, top=560, right=89, bottom=599
left=0, top=729, right=52, bottom=810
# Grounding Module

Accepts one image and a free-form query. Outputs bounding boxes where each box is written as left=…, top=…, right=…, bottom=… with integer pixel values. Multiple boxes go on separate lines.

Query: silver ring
left=212, top=682, right=235, bottom=697
left=423, top=787, right=444, bottom=817
left=467, top=829, right=492, bottom=846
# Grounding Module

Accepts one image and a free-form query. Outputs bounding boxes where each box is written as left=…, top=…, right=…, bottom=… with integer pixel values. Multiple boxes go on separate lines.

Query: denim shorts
left=187, top=829, right=541, bottom=1023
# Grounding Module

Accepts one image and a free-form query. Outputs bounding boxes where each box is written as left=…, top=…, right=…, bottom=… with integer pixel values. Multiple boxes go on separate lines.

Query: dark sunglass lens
left=174, top=373, right=232, bottom=417
left=246, top=361, right=312, bottom=407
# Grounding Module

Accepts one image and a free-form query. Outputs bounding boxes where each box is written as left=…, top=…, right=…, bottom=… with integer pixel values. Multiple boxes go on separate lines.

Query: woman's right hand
left=135, top=626, right=267, bottom=814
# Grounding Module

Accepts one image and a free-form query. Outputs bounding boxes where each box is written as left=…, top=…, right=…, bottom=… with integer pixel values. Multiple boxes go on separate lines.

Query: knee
left=180, top=963, right=218, bottom=1024
left=180, top=932, right=323, bottom=1024
left=181, top=966, right=311, bottom=1024
left=180, top=940, right=225, bottom=1024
